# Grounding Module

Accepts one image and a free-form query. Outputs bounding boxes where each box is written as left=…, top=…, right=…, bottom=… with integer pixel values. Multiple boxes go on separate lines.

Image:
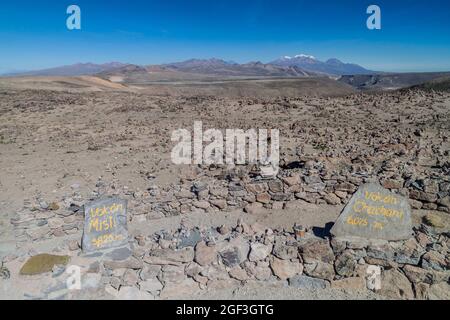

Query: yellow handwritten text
left=89, top=215, right=115, bottom=232
left=90, top=203, right=124, bottom=218
left=91, top=233, right=124, bottom=248
left=346, top=215, right=368, bottom=227
left=364, top=191, right=398, bottom=205
left=353, top=200, right=404, bottom=220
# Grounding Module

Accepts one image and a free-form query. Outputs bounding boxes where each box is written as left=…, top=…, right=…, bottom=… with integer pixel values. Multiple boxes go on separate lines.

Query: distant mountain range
left=270, top=55, right=373, bottom=75
left=2, top=54, right=374, bottom=78
left=2, top=62, right=128, bottom=77
left=159, top=58, right=315, bottom=77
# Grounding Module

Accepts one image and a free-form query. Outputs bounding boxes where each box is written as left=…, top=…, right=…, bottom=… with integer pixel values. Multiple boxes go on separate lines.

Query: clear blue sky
left=1, top=0, right=450, bottom=73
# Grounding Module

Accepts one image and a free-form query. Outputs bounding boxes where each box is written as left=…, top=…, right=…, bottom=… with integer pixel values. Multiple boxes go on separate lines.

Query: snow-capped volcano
left=294, top=54, right=316, bottom=59
left=279, top=54, right=316, bottom=61
left=270, top=55, right=372, bottom=75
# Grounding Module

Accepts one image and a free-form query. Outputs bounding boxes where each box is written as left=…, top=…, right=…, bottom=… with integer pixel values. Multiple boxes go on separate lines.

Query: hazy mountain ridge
left=2, top=62, right=129, bottom=77
left=270, top=55, right=373, bottom=75
left=159, top=58, right=316, bottom=77
left=3, top=55, right=371, bottom=78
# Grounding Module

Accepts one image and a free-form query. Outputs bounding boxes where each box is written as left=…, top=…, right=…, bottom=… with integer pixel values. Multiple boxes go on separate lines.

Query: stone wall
left=9, top=161, right=450, bottom=243
left=143, top=162, right=449, bottom=218
left=104, top=220, right=449, bottom=300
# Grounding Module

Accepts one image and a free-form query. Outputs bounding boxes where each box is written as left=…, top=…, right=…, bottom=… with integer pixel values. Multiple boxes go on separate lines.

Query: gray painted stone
left=330, top=183, right=412, bottom=241
left=82, top=197, right=129, bottom=253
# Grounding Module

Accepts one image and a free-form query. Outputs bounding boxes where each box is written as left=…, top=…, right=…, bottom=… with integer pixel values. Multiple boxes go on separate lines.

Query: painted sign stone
left=82, top=197, right=129, bottom=253
left=330, top=183, right=412, bottom=240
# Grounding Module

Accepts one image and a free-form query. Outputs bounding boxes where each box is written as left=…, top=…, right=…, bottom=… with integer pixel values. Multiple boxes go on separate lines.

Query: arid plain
left=0, top=75, right=449, bottom=300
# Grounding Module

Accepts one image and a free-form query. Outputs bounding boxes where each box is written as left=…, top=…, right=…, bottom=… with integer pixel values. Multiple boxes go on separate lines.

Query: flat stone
left=139, top=265, right=162, bottom=281
left=160, top=279, right=200, bottom=299
left=20, top=254, right=70, bottom=275
left=116, top=286, right=154, bottom=300
left=303, top=261, right=335, bottom=281
left=256, top=193, right=271, bottom=204
left=178, top=228, right=202, bottom=248
left=324, top=193, right=341, bottom=205
left=146, top=247, right=194, bottom=266
left=47, top=217, right=64, bottom=229
left=195, top=242, right=217, bottom=266
left=378, top=268, right=414, bottom=300
left=81, top=197, right=129, bottom=253
left=249, top=243, right=272, bottom=262
left=421, top=251, right=448, bottom=271
left=103, top=256, right=143, bottom=270
left=244, top=182, right=268, bottom=194
left=122, top=269, right=139, bottom=286
left=390, top=238, right=425, bottom=265
left=104, top=246, right=132, bottom=261
left=270, top=257, right=303, bottom=280
left=282, top=175, right=300, bottom=186
left=428, top=282, right=450, bottom=300
left=210, top=199, right=227, bottom=210
left=334, top=250, right=357, bottom=277
left=228, top=266, right=249, bottom=281
left=402, top=265, right=449, bottom=284
left=219, top=236, right=249, bottom=267
left=289, top=275, right=328, bottom=289
left=273, top=243, right=299, bottom=260
left=192, top=200, right=210, bottom=209
left=139, top=278, right=163, bottom=293
left=331, top=183, right=413, bottom=241
left=220, top=247, right=242, bottom=267
left=298, top=237, right=335, bottom=264
left=161, top=265, right=185, bottom=283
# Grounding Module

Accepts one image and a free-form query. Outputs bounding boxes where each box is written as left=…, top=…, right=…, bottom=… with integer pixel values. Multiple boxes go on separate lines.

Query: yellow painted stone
left=20, top=254, right=70, bottom=275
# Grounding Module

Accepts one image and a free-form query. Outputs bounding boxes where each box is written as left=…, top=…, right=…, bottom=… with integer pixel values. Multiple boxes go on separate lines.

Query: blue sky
left=1, top=0, right=450, bottom=73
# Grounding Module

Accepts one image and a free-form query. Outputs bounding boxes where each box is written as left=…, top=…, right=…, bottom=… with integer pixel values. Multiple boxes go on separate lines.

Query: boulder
left=270, top=257, right=303, bottom=280
left=303, top=260, right=335, bottom=281
left=195, top=242, right=217, bottom=266
left=334, top=250, right=358, bottom=277
left=378, top=268, right=414, bottom=300
left=298, top=238, right=335, bottom=264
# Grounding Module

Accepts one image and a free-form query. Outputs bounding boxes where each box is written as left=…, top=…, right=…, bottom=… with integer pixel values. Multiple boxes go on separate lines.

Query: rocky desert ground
left=0, top=76, right=449, bottom=300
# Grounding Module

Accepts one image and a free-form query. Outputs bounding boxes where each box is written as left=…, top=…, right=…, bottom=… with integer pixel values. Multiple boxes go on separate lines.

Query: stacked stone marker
left=82, top=197, right=129, bottom=253
left=331, top=183, right=412, bottom=240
